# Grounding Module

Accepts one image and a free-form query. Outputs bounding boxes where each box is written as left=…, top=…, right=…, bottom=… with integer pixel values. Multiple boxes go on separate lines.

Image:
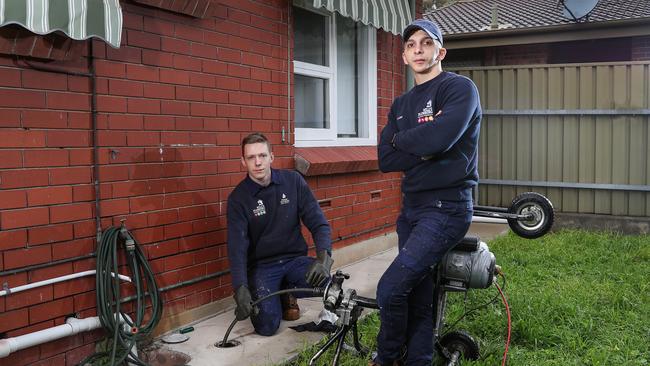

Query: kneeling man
left=226, top=132, right=333, bottom=336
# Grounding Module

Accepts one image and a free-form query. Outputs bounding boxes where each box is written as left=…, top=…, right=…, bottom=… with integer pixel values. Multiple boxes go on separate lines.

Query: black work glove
left=305, top=250, right=333, bottom=287
left=234, top=286, right=255, bottom=321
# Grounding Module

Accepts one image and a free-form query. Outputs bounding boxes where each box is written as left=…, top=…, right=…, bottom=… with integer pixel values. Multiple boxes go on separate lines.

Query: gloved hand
left=234, top=286, right=255, bottom=321
left=305, top=250, right=333, bottom=287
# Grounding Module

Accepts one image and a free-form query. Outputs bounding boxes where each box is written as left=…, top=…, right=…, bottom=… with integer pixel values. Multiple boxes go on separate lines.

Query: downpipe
left=0, top=315, right=135, bottom=360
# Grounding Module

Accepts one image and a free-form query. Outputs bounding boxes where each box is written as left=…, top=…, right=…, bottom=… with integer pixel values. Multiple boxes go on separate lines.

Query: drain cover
left=161, top=333, right=190, bottom=344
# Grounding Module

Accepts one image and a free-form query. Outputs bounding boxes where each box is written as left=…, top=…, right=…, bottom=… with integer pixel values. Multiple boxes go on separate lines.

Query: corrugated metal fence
left=453, top=61, right=650, bottom=216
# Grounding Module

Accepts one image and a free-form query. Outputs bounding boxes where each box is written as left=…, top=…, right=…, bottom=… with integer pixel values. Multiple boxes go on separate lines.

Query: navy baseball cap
left=402, top=19, right=443, bottom=46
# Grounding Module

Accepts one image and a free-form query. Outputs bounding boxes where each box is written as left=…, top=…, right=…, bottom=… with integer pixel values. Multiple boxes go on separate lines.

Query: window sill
left=293, top=137, right=377, bottom=148
left=294, top=146, right=378, bottom=176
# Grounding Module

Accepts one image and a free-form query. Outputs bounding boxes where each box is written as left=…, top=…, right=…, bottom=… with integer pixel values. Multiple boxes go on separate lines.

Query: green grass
left=283, top=230, right=650, bottom=365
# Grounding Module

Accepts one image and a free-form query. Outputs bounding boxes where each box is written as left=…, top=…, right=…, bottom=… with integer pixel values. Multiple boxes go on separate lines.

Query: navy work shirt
left=378, top=71, right=481, bottom=203
left=226, top=169, right=331, bottom=289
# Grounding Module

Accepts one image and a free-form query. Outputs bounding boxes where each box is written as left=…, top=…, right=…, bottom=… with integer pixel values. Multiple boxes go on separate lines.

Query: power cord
left=495, top=280, right=511, bottom=366
left=441, top=273, right=506, bottom=339
left=438, top=271, right=511, bottom=365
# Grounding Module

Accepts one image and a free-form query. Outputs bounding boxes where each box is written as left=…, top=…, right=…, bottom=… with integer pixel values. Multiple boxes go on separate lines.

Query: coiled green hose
left=79, top=226, right=163, bottom=366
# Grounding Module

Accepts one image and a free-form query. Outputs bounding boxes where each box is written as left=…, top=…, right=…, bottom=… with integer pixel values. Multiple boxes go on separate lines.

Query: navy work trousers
left=375, top=199, right=473, bottom=365
left=248, top=255, right=317, bottom=336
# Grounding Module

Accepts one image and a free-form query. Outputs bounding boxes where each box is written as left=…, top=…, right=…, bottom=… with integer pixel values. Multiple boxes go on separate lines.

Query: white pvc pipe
left=472, top=216, right=508, bottom=224
left=0, top=270, right=131, bottom=297
left=0, top=315, right=136, bottom=359
left=0, top=317, right=101, bottom=358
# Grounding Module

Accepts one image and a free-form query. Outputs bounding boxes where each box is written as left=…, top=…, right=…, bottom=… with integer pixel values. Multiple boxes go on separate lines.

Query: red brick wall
left=0, top=0, right=410, bottom=364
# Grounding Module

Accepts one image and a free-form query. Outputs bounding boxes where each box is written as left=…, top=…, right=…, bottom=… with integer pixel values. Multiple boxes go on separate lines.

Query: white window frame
left=293, top=2, right=377, bottom=147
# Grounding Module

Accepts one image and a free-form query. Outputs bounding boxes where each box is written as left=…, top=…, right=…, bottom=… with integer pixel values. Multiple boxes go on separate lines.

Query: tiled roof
left=426, top=0, right=650, bottom=35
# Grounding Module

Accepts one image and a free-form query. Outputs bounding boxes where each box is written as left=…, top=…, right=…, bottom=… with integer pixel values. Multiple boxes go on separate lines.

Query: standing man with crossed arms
left=373, top=19, right=482, bottom=365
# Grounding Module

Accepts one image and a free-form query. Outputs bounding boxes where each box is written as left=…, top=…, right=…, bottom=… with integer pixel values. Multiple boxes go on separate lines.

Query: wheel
left=438, top=330, right=480, bottom=362
left=507, top=192, right=554, bottom=239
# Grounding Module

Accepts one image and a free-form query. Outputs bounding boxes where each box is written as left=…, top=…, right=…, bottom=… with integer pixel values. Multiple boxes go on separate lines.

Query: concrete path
left=159, top=223, right=507, bottom=366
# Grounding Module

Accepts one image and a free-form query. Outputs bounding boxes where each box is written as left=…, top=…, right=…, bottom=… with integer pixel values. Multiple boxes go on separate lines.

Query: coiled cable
left=219, top=287, right=323, bottom=347
left=79, top=226, right=163, bottom=366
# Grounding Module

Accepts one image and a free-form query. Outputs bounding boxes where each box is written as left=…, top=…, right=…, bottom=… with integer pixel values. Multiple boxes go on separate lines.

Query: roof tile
left=426, top=0, right=650, bottom=35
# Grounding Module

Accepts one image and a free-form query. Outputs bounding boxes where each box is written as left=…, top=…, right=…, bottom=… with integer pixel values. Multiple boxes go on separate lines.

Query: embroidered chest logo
left=417, top=99, right=434, bottom=123
left=253, top=200, right=266, bottom=217
left=280, top=193, right=290, bottom=205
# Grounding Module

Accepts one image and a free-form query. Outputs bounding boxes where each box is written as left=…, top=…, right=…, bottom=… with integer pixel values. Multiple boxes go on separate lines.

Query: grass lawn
left=283, top=229, right=650, bottom=365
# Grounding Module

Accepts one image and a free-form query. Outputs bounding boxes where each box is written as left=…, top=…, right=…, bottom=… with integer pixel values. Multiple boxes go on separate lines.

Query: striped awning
left=313, top=0, right=412, bottom=35
left=0, top=0, right=122, bottom=48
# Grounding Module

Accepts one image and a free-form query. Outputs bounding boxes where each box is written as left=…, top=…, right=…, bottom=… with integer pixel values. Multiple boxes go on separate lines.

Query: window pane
left=336, top=15, right=359, bottom=137
left=295, top=74, right=329, bottom=129
left=294, top=7, right=328, bottom=66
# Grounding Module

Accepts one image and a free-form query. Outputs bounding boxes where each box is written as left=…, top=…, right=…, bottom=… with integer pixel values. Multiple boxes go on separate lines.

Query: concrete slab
left=159, top=222, right=508, bottom=366
left=467, top=222, right=510, bottom=241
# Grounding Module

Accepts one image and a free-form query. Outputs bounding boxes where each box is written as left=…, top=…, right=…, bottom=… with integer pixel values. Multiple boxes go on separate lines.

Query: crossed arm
left=378, top=78, right=479, bottom=172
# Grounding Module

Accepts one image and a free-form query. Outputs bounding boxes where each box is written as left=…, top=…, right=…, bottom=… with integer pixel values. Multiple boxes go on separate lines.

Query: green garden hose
left=79, top=226, right=163, bottom=366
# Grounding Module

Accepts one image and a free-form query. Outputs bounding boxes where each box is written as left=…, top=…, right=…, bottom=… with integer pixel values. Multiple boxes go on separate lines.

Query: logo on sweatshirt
left=280, top=193, right=290, bottom=205
left=417, top=100, right=434, bottom=123
left=253, top=199, right=266, bottom=216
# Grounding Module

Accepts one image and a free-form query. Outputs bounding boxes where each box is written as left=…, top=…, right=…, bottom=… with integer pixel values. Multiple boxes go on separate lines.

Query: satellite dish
left=560, top=0, right=599, bottom=22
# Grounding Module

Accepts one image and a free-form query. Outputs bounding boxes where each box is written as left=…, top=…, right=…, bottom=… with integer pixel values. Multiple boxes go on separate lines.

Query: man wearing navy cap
left=227, top=132, right=333, bottom=336
left=373, top=19, right=481, bottom=365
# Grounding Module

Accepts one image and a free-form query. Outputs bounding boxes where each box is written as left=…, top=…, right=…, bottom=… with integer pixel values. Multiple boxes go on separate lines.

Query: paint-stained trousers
left=247, top=256, right=318, bottom=336
left=375, top=199, right=473, bottom=365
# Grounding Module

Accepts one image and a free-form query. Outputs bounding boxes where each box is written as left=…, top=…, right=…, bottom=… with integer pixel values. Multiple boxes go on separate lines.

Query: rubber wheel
left=508, top=192, right=554, bottom=239
left=439, top=330, right=480, bottom=361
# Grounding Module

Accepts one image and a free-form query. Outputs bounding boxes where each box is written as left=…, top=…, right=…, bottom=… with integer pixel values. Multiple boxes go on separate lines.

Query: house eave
left=441, top=17, right=650, bottom=49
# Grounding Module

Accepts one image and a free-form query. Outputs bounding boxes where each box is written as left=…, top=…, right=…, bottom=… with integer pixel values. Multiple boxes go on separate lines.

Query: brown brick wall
left=497, top=43, right=550, bottom=65
left=0, top=0, right=410, bottom=364
left=486, top=36, right=647, bottom=66
left=632, top=35, right=650, bottom=61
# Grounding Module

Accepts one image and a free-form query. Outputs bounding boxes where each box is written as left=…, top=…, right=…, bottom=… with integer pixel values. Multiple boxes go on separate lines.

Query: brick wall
left=0, top=0, right=409, bottom=364
left=632, top=35, right=650, bottom=61
left=496, top=43, right=550, bottom=65
left=490, top=36, right=648, bottom=66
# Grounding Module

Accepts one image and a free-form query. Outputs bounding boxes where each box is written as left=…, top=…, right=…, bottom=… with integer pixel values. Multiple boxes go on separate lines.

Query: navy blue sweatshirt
left=378, top=71, right=481, bottom=203
left=226, top=169, right=331, bottom=289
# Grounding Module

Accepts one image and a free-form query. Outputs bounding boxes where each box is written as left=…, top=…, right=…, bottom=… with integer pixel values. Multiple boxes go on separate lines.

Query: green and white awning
left=0, top=0, right=122, bottom=48
left=313, top=0, right=413, bottom=35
